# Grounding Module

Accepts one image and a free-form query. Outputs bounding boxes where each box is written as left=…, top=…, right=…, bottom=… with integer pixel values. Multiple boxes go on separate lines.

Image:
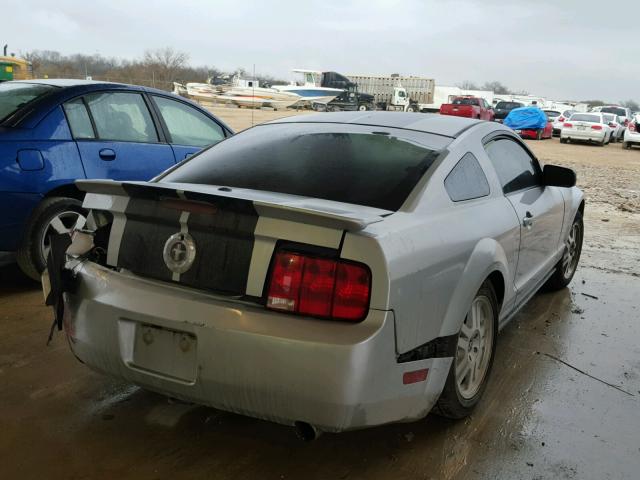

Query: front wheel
left=545, top=211, right=583, bottom=291
left=435, top=281, right=498, bottom=419
left=16, top=197, right=87, bottom=281
left=358, top=104, right=368, bottom=111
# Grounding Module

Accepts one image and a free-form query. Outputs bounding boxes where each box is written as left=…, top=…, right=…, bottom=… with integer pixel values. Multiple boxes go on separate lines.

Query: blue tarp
left=504, top=107, right=548, bottom=130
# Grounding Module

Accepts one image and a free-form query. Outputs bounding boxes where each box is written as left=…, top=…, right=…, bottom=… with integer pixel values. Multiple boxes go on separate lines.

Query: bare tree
left=142, top=47, right=189, bottom=84
left=621, top=99, right=640, bottom=111
left=481, top=81, right=510, bottom=94
left=457, top=80, right=479, bottom=90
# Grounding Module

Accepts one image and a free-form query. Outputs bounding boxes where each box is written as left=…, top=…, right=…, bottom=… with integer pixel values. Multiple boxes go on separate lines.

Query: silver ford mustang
left=54, top=112, right=584, bottom=437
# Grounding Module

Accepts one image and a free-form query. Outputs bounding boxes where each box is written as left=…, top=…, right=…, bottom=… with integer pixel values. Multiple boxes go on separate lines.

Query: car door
left=484, top=137, right=565, bottom=299
left=150, top=95, right=226, bottom=161
left=64, top=91, right=176, bottom=181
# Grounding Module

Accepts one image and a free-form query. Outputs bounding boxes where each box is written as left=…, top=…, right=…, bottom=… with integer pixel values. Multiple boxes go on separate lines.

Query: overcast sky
left=4, top=0, right=639, bottom=102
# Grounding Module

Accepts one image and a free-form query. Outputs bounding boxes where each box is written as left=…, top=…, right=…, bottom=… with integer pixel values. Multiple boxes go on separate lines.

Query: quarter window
left=445, top=153, right=490, bottom=202
left=153, top=96, right=224, bottom=147
left=63, top=98, right=95, bottom=139
left=84, top=92, right=158, bottom=143
left=484, top=138, right=542, bottom=194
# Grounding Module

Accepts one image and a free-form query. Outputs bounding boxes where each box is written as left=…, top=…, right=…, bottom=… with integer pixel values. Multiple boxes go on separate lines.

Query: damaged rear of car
left=51, top=113, right=583, bottom=435
left=54, top=119, right=454, bottom=433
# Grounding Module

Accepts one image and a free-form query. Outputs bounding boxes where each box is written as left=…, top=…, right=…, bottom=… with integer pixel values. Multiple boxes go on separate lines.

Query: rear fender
left=438, top=237, right=511, bottom=338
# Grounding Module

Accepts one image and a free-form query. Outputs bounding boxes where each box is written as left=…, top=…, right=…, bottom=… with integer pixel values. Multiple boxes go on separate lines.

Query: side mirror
left=543, top=164, right=576, bottom=188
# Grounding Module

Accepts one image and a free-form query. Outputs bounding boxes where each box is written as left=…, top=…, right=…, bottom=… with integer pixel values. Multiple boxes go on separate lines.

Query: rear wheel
left=545, top=211, right=583, bottom=291
left=358, top=104, right=367, bottom=111
left=16, top=197, right=86, bottom=281
left=536, top=129, right=543, bottom=140
left=435, top=281, right=498, bottom=419
left=623, top=141, right=631, bottom=149
left=560, top=137, right=568, bottom=144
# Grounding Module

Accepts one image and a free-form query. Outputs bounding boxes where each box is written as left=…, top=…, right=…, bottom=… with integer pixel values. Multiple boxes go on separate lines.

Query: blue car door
left=150, top=95, right=226, bottom=162
left=64, top=91, right=175, bottom=181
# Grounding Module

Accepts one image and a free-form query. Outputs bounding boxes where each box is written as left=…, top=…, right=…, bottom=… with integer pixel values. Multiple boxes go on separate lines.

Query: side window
left=444, top=153, right=490, bottom=202
left=484, top=138, right=542, bottom=194
left=153, top=96, right=224, bottom=147
left=62, top=98, right=95, bottom=139
left=84, top=92, right=158, bottom=143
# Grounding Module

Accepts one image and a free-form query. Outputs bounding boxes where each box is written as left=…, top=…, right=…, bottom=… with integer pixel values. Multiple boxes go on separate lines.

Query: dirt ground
left=1, top=110, right=639, bottom=480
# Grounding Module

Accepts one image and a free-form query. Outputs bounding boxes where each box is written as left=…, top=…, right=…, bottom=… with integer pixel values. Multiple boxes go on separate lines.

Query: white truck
left=346, top=74, right=435, bottom=112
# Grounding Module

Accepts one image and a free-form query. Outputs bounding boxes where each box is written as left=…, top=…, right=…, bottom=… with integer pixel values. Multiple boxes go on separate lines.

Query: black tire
left=434, top=280, right=498, bottom=419
left=544, top=211, right=583, bottom=291
left=560, top=137, right=568, bottom=144
left=623, top=141, right=631, bottom=149
left=406, top=105, right=415, bottom=113
left=536, top=129, right=543, bottom=140
left=16, top=196, right=86, bottom=281
left=358, top=104, right=367, bottom=111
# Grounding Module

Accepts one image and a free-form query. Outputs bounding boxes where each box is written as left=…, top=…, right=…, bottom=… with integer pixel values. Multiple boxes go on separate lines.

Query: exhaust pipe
left=294, top=421, right=321, bottom=441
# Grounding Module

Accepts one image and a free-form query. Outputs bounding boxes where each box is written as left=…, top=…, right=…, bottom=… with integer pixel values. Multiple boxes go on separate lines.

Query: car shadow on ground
left=0, top=261, right=39, bottom=296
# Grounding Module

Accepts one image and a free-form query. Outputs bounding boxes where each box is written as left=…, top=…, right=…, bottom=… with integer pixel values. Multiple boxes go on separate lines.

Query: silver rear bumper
left=64, top=262, right=451, bottom=432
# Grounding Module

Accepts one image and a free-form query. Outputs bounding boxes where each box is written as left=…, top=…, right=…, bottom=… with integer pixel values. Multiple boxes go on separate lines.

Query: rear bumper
left=560, top=129, right=605, bottom=142
left=624, top=130, right=640, bottom=144
left=518, top=129, right=540, bottom=139
left=64, top=262, right=451, bottom=432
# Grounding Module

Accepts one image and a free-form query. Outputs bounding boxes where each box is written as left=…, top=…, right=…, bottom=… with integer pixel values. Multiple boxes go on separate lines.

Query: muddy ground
left=1, top=109, right=639, bottom=479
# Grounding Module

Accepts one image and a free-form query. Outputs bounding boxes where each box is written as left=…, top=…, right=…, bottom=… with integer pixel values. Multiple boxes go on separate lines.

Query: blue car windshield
left=0, top=83, right=56, bottom=123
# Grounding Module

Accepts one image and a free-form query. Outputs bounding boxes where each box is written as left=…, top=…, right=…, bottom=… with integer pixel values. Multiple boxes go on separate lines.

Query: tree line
left=22, top=48, right=287, bottom=91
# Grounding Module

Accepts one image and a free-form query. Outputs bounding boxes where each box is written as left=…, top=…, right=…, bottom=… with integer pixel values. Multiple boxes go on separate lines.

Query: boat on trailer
left=272, top=69, right=344, bottom=105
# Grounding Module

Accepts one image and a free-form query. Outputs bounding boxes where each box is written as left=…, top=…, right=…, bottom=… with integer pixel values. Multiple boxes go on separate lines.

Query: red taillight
left=591, top=125, right=603, bottom=130
left=624, top=119, right=629, bottom=126
left=266, top=251, right=371, bottom=321
left=630, top=122, right=637, bottom=132
left=558, top=116, right=565, bottom=122
left=563, top=122, right=573, bottom=128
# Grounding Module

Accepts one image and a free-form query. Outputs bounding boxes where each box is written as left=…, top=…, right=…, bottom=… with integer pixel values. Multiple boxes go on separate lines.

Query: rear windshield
left=602, top=113, right=616, bottom=122
left=452, top=98, right=479, bottom=106
left=0, top=83, right=56, bottom=122
left=570, top=114, right=601, bottom=123
left=544, top=110, right=561, bottom=118
left=601, top=107, right=626, bottom=116
left=161, top=122, right=449, bottom=211
left=496, top=102, right=522, bottom=110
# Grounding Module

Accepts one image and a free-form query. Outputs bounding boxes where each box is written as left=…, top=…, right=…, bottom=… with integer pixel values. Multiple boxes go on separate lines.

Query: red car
left=517, top=119, right=553, bottom=140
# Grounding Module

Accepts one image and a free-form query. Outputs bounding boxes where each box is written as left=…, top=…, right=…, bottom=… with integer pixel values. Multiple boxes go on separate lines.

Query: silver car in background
left=52, top=112, right=584, bottom=436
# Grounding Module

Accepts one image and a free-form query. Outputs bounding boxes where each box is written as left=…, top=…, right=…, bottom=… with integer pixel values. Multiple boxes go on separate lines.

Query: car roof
left=9, top=78, right=126, bottom=88
left=264, top=111, right=486, bottom=139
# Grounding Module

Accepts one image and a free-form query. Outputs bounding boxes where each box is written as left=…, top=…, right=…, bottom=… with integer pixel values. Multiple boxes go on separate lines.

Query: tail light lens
left=563, top=122, right=573, bottom=128
left=266, top=251, right=371, bottom=322
left=630, top=122, right=636, bottom=132
left=591, top=125, right=603, bottom=130
left=624, top=119, right=630, bottom=126
left=558, top=116, right=565, bottom=122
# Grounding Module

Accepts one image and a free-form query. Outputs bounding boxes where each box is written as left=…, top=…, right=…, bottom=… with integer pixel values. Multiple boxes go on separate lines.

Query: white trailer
left=346, top=74, right=435, bottom=112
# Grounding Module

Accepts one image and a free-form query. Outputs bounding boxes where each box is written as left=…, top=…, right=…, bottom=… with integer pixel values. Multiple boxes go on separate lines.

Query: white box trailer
left=346, top=74, right=435, bottom=111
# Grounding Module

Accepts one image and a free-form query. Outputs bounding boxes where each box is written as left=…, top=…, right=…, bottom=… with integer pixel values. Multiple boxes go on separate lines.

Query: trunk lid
left=78, top=180, right=389, bottom=297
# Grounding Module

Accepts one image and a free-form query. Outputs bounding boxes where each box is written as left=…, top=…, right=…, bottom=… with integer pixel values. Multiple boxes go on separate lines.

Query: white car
left=600, top=105, right=632, bottom=126
left=623, top=115, right=640, bottom=149
left=560, top=112, right=612, bottom=146
left=550, top=109, right=575, bottom=136
left=602, top=113, right=623, bottom=142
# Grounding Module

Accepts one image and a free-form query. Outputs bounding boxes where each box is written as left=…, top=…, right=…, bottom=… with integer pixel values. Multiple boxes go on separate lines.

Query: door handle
left=522, top=211, right=534, bottom=228
left=98, top=148, right=116, bottom=161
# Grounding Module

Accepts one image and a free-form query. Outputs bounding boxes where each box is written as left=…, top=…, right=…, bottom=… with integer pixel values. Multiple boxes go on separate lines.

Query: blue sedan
left=0, top=79, right=233, bottom=279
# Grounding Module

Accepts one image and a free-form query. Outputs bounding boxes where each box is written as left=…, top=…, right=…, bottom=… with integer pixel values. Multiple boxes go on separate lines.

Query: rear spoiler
left=76, top=180, right=386, bottom=232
